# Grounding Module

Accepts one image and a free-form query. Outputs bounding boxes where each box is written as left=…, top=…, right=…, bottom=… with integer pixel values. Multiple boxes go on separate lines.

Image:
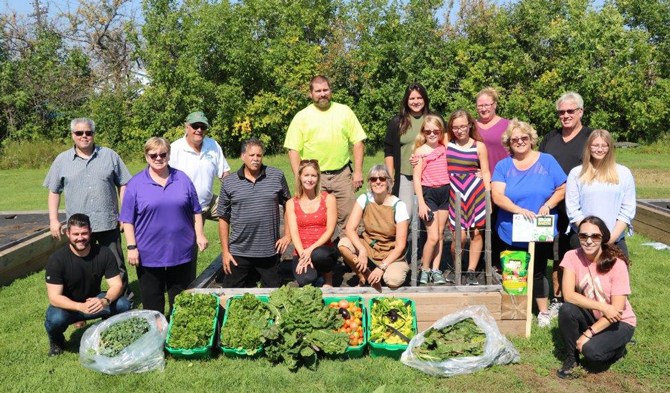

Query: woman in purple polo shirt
left=120, top=137, right=208, bottom=316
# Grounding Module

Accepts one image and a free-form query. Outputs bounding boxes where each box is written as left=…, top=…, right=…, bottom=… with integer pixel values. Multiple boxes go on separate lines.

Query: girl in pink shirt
left=556, top=215, right=635, bottom=378
left=413, top=115, right=450, bottom=285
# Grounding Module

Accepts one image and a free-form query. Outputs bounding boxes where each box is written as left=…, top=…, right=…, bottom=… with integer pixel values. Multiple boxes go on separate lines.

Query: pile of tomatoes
left=329, top=299, right=364, bottom=347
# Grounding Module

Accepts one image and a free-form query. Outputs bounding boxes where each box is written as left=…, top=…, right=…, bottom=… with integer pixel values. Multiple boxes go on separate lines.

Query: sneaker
left=444, top=270, right=456, bottom=284
left=465, top=270, right=479, bottom=286
left=419, top=270, right=431, bottom=285
left=48, top=341, right=65, bottom=357
left=431, top=270, right=447, bottom=285
left=548, top=298, right=563, bottom=318
left=557, top=356, right=579, bottom=379
left=73, top=321, right=86, bottom=328
left=538, top=311, right=552, bottom=328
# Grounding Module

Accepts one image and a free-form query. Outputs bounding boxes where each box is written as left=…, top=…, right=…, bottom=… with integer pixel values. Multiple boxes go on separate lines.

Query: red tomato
left=350, top=322, right=359, bottom=330
left=338, top=300, right=349, bottom=309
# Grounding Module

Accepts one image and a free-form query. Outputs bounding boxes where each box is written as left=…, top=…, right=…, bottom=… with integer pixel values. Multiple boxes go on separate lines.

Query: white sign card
left=512, top=215, right=555, bottom=243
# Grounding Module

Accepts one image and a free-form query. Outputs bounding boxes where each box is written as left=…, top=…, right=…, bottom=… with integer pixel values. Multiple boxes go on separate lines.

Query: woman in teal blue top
left=492, top=119, right=567, bottom=328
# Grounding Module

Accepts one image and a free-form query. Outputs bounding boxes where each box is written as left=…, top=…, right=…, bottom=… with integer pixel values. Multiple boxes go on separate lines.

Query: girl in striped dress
left=446, top=110, right=491, bottom=285
left=412, top=115, right=450, bottom=285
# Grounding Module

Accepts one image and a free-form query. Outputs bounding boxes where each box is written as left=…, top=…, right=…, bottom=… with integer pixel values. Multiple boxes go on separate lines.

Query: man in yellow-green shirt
left=284, top=75, right=366, bottom=236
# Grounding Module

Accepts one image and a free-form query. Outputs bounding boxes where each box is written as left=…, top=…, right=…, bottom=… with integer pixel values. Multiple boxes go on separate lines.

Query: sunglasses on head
left=557, top=109, right=579, bottom=116
left=148, top=152, right=168, bottom=160
left=300, top=159, right=319, bottom=165
left=578, top=232, right=603, bottom=242
left=73, top=131, right=93, bottom=137
left=369, top=176, right=387, bottom=183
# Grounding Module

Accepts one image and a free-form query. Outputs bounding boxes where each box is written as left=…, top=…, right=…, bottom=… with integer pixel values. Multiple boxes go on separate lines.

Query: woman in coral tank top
left=285, top=160, right=338, bottom=287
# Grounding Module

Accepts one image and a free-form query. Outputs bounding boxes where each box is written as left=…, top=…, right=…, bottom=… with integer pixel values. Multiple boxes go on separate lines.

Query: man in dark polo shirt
left=539, top=91, right=593, bottom=316
left=44, top=214, right=131, bottom=356
left=217, top=138, right=292, bottom=287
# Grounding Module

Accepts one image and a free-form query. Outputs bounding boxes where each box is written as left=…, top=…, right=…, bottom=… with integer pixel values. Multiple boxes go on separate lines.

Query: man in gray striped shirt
left=217, top=138, right=292, bottom=287
left=44, top=118, right=132, bottom=296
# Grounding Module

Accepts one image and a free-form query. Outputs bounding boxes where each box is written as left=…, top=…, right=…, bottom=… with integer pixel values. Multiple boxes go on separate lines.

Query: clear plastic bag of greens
left=401, top=306, right=520, bottom=377
left=79, top=310, right=168, bottom=375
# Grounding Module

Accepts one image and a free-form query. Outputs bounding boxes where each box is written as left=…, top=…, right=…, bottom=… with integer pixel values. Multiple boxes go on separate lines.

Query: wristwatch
left=127, top=245, right=137, bottom=250
left=103, top=297, right=111, bottom=306
left=379, top=263, right=388, bottom=271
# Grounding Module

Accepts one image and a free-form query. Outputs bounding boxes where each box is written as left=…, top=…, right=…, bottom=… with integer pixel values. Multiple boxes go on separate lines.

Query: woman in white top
left=565, top=129, right=636, bottom=257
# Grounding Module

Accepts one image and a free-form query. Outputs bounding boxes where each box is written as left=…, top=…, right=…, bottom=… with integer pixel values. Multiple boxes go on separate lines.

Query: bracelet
left=588, top=327, right=596, bottom=336
left=543, top=204, right=551, bottom=210
left=582, top=333, right=592, bottom=339
left=103, top=297, right=111, bottom=306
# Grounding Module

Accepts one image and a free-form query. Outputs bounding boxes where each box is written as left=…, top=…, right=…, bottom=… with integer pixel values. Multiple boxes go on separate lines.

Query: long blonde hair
left=579, top=129, right=619, bottom=184
left=295, top=160, right=321, bottom=197
left=413, top=114, right=446, bottom=150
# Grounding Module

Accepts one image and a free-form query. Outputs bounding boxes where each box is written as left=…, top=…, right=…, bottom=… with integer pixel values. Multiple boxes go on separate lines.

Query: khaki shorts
left=201, top=194, right=220, bottom=221
left=338, top=237, right=409, bottom=287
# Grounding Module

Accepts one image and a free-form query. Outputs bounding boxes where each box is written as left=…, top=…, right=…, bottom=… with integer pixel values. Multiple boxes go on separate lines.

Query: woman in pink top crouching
left=412, top=115, right=450, bottom=285
left=556, top=215, right=635, bottom=378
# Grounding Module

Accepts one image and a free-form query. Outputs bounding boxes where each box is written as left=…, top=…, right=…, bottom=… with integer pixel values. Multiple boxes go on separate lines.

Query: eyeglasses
left=511, top=135, right=530, bottom=144
left=73, top=131, right=94, bottom=137
left=300, top=159, right=319, bottom=164
left=369, top=176, right=387, bottom=183
left=190, top=123, right=208, bottom=131
left=476, top=103, right=494, bottom=109
left=423, top=129, right=441, bottom=136
left=452, top=125, right=469, bottom=132
left=590, top=144, right=609, bottom=151
left=578, top=232, right=603, bottom=242
left=147, top=152, right=168, bottom=160
left=557, top=108, right=580, bottom=116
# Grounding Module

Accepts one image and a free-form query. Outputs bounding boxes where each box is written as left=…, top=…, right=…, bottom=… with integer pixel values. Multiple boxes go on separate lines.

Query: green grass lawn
left=1, top=150, right=669, bottom=392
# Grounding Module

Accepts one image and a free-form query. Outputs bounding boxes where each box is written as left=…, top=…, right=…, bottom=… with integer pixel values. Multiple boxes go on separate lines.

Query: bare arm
left=539, top=183, right=566, bottom=215
left=47, top=283, right=85, bottom=312
left=345, top=203, right=366, bottom=254
left=194, top=213, right=208, bottom=251
left=384, top=156, right=395, bottom=180
left=220, top=171, right=230, bottom=180
left=352, top=141, right=364, bottom=190
left=286, top=199, right=304, bottom=255
left=103, top=275, right=124, bottom=303
left=123, top=223, right=140, bottom=266
left=477, top=142, right=491, bottom=190
left=48, top=192, right=62, bottom=240
left=218, top=217, right=238, bottom=274
left=412, top=155, right=430, bottom=221
left=288, top=149, right=301, bottom=180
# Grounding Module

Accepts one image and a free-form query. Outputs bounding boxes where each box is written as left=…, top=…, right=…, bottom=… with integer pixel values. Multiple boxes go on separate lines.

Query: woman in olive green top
left=384, top=83, right=435, bottom=217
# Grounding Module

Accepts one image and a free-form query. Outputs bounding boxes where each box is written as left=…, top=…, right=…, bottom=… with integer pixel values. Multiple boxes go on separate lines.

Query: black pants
left=222, top=255, right=281, bottom=288
left=292, top=245, right=338, bottom=286
left=92, top=227, right=131, bottom=297
left=558, top=302, right=635, bottom=362
left=503, top=242, right=553, bottom=299
left=136, top=261, right=195, bottom=317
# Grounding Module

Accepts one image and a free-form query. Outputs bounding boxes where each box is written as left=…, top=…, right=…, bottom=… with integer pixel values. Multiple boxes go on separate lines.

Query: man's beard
left=70, top=238, right=90, bottom=251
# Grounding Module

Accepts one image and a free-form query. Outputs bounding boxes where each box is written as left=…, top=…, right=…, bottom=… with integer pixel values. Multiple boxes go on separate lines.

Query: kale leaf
left=412, top=318, right=486, bottom=361
left=99, top=316, right=151, bottom=357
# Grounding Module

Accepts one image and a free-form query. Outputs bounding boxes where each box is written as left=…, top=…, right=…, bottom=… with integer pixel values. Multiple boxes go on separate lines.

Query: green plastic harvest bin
left=165, top=294, right=220, bottom=359
left=367, top=297, right=417, bottom=359
left=219, top=295, right=271, bottom=358
left=323, top=296, right=367, bottom=359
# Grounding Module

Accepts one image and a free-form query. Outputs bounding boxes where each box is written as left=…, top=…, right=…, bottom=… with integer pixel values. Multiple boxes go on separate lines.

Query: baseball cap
left=185, top=111, right=210, bottom=126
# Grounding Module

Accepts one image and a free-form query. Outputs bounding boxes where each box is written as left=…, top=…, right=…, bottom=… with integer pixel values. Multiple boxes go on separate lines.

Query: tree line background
left=1, top=0, right=669, bottom=165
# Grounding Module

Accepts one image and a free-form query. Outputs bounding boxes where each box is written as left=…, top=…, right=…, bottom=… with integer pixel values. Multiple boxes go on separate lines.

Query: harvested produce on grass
left=167, top=293, right=218, bottom=349
left=329, top=301, right=364, bottom=347
left=412, top=318, right=486, bottom=361
left=220, top=293, right=273, bottom=354
left=261, top=286, right=349, bottom=370
left=369, top=298, right=415, bottom=345
left=99, top=316, right=151, bottom=357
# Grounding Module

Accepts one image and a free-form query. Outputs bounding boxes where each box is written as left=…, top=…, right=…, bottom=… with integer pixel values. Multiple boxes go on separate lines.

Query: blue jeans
left=45, top=293, right=132, bottom=344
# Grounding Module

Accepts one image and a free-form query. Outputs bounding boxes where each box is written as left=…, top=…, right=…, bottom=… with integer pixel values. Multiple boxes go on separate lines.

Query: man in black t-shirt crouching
left=45, top=214, right=131, bottom=357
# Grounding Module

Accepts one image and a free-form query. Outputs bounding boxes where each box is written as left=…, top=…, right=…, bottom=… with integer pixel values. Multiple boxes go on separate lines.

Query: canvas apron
left=361, top=200, right=398, bottom=265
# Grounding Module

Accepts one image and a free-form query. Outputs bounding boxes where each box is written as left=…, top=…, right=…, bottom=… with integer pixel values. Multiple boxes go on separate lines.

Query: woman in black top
left=384, top=83, right=433, bottom=218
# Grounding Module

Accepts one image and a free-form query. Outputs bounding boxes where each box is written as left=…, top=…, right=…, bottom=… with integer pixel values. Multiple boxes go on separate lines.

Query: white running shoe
left=548, top=299, right=563, bottom=319
left=538, top=311, right=552, bottom=328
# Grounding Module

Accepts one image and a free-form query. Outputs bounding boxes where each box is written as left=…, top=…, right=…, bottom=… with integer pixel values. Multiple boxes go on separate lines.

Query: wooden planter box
left=633, top=200, right=670, bottom=244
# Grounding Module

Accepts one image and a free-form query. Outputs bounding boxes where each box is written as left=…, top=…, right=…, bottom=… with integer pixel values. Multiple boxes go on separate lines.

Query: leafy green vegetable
left=412, top=318, right=486, bottom=361
left=220, top=294, right=273, bottom=355
left=167, top=293, right=218, bottom=349
left=260, top=286, right=349, bottom=371
left=369, top=298, right=415, bottom=345
left=99, top=316, right=151, bottom=357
